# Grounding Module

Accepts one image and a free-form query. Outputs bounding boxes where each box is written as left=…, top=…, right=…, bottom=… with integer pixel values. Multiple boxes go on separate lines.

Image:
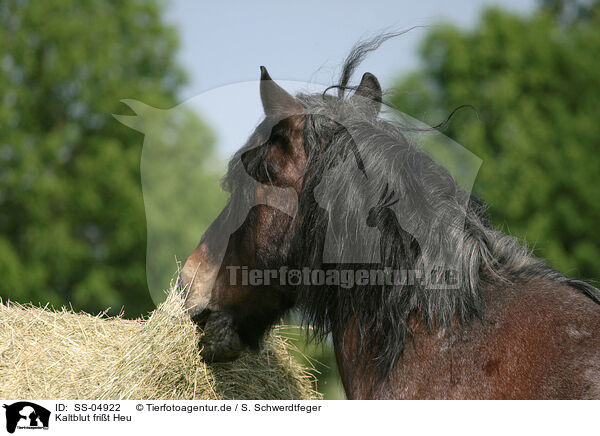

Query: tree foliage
left=391, top=3, right=600, bottom=281
left=0, top=0, right=222, bottom=316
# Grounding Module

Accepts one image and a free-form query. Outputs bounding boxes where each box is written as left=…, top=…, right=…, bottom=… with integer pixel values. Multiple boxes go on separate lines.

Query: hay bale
left=0, top=291, right=320, bottom=400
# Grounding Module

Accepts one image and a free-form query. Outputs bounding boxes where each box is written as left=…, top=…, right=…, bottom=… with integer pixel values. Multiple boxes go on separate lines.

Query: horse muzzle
left=178, top=259, right=244, bottom=362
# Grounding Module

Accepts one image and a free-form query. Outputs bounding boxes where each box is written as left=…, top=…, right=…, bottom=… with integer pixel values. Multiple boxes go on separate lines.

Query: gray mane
left=289, top=34, right=600, bottom=379
left=224, top=33, right=600, bottom=381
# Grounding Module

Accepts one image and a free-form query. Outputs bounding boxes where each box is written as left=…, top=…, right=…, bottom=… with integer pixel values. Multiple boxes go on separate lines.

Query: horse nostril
left=191, top=308, right=211, bottom=329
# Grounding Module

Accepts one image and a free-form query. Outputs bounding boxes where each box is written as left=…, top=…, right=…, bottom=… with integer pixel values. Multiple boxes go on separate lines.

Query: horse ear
left=260, top=66, right=303, bottom=117
left=352, top=72, right=382, bottom=114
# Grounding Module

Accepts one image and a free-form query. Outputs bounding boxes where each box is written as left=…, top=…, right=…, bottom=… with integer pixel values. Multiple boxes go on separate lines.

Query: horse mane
left=287, top=33, right=600, bottom=382
left=220, top=32, right=600, bottom=384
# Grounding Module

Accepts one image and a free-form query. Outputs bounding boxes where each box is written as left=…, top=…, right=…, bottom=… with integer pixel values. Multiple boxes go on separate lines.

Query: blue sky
left=165, top=0, right=536, bottom=157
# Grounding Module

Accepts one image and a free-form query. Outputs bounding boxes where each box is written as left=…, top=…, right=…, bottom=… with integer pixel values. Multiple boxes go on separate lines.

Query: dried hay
left=0, top=290, right=320, bottom=400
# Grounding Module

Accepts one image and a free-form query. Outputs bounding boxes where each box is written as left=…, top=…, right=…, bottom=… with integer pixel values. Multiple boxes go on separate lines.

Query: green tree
left=391, top=4, right=600, bottom=281
left=0, top=0, right=222, bottom=316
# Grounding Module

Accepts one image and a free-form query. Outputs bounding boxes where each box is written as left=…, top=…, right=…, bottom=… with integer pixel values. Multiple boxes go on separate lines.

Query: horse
left=179, top=35, right=600, bottom=399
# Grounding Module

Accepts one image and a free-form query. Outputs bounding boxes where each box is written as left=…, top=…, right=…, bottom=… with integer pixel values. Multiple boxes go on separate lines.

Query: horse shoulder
left=476, top=277, right=600, bottom=399
left=384, top=278, right=600, bottom=399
